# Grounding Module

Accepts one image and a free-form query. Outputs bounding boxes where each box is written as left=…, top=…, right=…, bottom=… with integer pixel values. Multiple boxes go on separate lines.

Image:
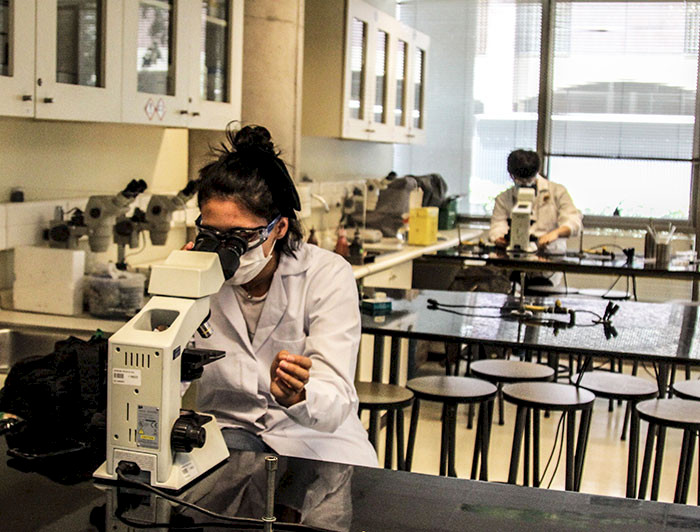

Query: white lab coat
left=194, top=243, right=378, bottom=468
left=489, top=175, right=582, bottom=255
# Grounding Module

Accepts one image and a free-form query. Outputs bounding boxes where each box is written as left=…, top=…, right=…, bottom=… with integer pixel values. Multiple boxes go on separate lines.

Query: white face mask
left=513, top=176, right=537, bottom=188
left=227, top=243, right=274, bottom=286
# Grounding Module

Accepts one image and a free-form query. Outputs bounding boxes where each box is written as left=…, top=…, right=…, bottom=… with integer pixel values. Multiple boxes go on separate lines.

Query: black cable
left=115, top=468, right=328, bottom=532
left=427, top=306, right=505, bottom=320
left=426, top=298, right=502, bottom=309
left=546, top=415, right=567, bottom=489
left=601, top=275, right=623, bottom=298
left=539, top=412, right=565, bottom=486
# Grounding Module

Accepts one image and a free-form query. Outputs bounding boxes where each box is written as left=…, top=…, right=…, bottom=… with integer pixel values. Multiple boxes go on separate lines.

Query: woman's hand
left=494, top=236, right=508, bottom=248
left=270, top=350, right=312, bottom=407
left=182, top=241, right=194, bottom=251
left=537, top=230, right=560, bottom=249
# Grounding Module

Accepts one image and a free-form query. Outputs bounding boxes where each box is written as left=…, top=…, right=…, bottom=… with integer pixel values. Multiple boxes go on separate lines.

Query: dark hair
left=196, top=124, right=303, bottom=256
left=507, top=149, right=540, bottom=179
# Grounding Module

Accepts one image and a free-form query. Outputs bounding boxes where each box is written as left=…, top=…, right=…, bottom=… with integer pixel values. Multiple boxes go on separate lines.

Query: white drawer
left=363, top=260, right=413, bottom=289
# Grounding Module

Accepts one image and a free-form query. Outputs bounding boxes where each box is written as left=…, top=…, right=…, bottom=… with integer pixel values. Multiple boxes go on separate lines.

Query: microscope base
left=94, top=416, right=230, bottom=491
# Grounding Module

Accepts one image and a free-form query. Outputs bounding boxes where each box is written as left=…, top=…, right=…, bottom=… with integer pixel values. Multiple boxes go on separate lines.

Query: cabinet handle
left=43, top=97, right=54, bottom=104
left=191, top=111, right=200, bottom=117
left=406, top=133, right=415, bottom=138
left=21, top=94, right=32, bottom=102
left=179, top=110, right=189, bottom=115
left=365, top=128, right=376, bottom=133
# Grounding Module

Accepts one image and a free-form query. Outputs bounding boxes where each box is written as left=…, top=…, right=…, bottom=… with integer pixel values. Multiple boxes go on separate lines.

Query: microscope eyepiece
left=193, top=232, right=247, bottom=280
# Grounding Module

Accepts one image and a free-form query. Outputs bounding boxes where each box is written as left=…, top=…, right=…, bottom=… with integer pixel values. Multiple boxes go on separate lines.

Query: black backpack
left=0, top=334, right=108, bottom=482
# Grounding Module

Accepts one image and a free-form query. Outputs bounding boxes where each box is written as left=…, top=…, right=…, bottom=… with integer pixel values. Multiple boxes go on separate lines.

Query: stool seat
left=636, top=398, right=700, bottom=429
left=570, top=371, right=658, bottom=401
left=472, top=359, right=554, bottom=383
left=672, top=380, right=700, bottom=401
left=356, top=381, right=414, bottom=409
left=503, top=382, right=595, bottom=410
left=407, top=376, right=497, bottom=403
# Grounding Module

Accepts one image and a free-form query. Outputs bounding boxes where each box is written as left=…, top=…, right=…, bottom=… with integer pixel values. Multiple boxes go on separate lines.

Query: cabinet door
left=35, top=0, right=122, bottom=122
left=366, top=9, right=394, bottom=141
left=0, top=1, right=35, bottom=117
left=187, top=0, right=243, bottom=131
left=122, top=0, right=189, bottom=126
left=391, top=21, right=412, bottom=143
left=342, top=0, right=374, bottom=140
left=405, top=30, right=429, bottom=144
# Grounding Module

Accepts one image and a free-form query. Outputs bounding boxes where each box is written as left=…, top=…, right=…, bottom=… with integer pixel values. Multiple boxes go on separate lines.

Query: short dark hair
left=507, top=149, right=540, bottom=179
left=196, top=124, right=304, bottom=257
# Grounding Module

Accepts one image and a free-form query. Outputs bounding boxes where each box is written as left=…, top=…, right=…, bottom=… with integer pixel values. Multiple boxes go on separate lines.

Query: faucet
left=311, top=193, right=330, bottom=213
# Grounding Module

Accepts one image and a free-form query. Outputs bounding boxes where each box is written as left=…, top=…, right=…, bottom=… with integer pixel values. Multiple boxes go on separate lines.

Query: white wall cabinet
left=0, top=0, right=242, bottom=129
left=0, top=1, right=36, bottom=117
left=1, top=0, right=123, bottom=122
left=122, top=0, right=242, bottom=129
left=303, top=0, right=429, bottom=144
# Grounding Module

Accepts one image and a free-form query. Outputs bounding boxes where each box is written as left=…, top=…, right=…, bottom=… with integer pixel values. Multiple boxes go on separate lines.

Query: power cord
left=114, top=462, right=329, bottom=532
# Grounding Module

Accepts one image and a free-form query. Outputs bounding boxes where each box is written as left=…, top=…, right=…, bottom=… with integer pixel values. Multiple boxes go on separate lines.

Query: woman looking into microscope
left=189, top=124, right=377, bottom=468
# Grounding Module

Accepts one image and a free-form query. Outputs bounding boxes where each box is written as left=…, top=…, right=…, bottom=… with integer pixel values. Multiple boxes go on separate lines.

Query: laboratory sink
left=0, top=328, right=81, bottom=374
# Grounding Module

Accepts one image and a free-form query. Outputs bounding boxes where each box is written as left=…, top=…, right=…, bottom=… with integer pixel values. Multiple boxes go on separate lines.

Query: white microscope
left=508, top=187, right=537, bottom=253
left=94, top=231, right=246, bottom=490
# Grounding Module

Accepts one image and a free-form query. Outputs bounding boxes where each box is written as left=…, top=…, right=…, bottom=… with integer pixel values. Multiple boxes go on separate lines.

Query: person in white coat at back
left=189, top=124, right=377, bottom=468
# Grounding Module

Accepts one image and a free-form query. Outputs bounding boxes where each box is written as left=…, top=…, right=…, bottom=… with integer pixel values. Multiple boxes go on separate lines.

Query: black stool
left=503, top=382, right=595, bottom=491
left=405, top=376, right=496, bottom=479
left=635, top=398, right=700, bottom=504
left=570, top=370, right=658, bottom=497
left=471, top=359, right=555, bottom=426
left=672, top=380, right=700, bottom=401
left=356, top=381, right=414, bottom=470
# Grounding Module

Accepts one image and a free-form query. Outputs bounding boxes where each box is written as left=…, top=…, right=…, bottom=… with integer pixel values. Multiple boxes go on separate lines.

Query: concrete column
left=241, top=0, right=305, bottom=177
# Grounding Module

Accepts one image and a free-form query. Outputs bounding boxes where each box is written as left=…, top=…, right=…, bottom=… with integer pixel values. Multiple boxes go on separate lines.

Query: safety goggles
left=195, top=214, right=281, bottom=251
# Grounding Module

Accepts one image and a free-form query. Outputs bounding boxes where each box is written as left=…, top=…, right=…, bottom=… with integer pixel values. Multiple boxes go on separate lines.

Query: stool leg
left=471, top=403, right=484, bottom=480
left=638, top=423, right=657, bottom=499
left=384, top=410, right=395, bottom=469
left=498, top=384, right=505, bottom=426
left=621, top=402, right=631, bottom=441
left=448, top=403, right=458, bottom=477
left=508, top=406, right=527, bottom=484
left=681, top=430, right=696, bottom=504
left=480, top=400, right=494, bottom=481
left=368, top=410, right=380, bottom=451
left=396, top=406, right=407, bottom=471
left=440, top=403, right=449, bottom=476
left=405, top=399, right=421, bottom=472
left=566, top=411, right=576, bottom=491
left=467, top=403, right=475, bottom=430
left=675, top=429, right=690, bottom=503
left=574, top=407, right=592, bottom=492
left=651, top=425, right=667, bottom=501
left=533, top=408, right=541, bottom=487
left=627, top=404, right=641, bottom=498
left=524, top=408, right=531, bottom=486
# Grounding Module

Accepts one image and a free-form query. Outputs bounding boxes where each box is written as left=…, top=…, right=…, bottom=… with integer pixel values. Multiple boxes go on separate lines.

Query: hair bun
left=233, top=125, right=276, bottom=156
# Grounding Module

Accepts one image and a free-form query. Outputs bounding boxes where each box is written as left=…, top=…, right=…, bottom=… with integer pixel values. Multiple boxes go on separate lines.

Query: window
left=396, top=0, right=700, bottom=226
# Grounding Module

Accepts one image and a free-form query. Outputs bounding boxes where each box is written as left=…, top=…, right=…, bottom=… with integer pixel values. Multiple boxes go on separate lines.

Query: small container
left=644, top=231, right=656, bottom=259
left=408, top=207, right=439, bottom=245
left=86, top=269, right=145, bottom=318
left=655, top=242, right=671, bottom=269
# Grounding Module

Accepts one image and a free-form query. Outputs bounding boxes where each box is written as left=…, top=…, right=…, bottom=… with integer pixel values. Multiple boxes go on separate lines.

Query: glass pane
left=412, top=48, right=425, bottom=128
left=137, top=0, right=175, bottom=96
left=549, top=1, right=699, bottom=218
left=395, top=39, right=407, bottom=126
left=56, top=0, right=102, bottom=87
left=468, top=1, right=542, bottom=216
left=374, top=30, right=387, bottom=123
left=349, top=17, right=366, bottom=120
left=200, top=0, right=229, bottom=103
left=0, top=0, right=8, bottom=76
left=550, top=156, right=690, bottom=219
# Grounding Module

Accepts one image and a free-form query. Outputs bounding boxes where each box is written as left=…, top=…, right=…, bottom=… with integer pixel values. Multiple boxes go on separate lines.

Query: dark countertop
left=361, top=290, right=700, bottom=364
left=2, top=438, right=700, bottom=532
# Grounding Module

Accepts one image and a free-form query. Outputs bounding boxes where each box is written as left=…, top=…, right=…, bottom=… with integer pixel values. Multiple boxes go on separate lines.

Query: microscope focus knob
left=171, top=414, right=207, bottom=453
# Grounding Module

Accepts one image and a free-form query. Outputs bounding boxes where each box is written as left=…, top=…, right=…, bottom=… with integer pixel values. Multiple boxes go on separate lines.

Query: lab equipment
left=46, top=206, right=88, bottom=249
left=85, top=179, right=148, bottom=252
left=93, top=245, right=241, bottom=490
left=508, top=187, right=536, bottom=253
left=85, top=263, right=145, bottom=318
left=145, top=181, right=198, bottom=246
left=408, top=206, right=439, bottom=245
